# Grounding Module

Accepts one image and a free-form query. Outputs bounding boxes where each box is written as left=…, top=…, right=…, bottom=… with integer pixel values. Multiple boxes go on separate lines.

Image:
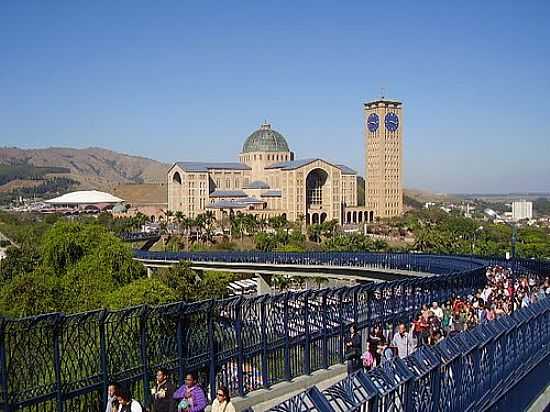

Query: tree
left=181, top=216, right=194, bottom=250
left=243, top=214, right=259, bottom=238
left=320, top=219, right=338, bottom=239
left=174, top=211, right=185, bottom=234
left=0, top=267, right=61, bottom=317
left=156, top=261, right=200, bottom=300
left=269, top=215, right=289, bottom=235
left=307, top=224, right=323, bottom=243
left=255, top=232, right=278, bottom=252
left=162, top=209, right=174, bottom=222
left=0, top=243, right=40, bottom=282
left=105, top=278, right=178, bottom=310
left=203, top=211, right=217, bottom=243
left=231, top=212, right=245, bottom=242
left=156, top=261, right=233, bottom=302
left=194, top=214, right=206, bottom=242
left=296, top=214, right=305, bottom=234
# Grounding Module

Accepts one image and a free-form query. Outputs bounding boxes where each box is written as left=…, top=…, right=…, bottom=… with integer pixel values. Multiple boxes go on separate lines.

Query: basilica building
left=167, top=122, right=372, bottom=225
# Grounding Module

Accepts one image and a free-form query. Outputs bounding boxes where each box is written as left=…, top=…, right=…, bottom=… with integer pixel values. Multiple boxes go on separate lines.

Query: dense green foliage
left=406, top=208, right=550, bottom=258
left=0, top=217, right=236, bottom=317
left=322, top=233, right=388, bottom=252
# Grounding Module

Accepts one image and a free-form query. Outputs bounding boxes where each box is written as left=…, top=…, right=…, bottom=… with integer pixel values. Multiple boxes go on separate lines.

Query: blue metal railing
left=0, top=253, right=548, bottom=411
left=269, top=297, right=550, bottom=412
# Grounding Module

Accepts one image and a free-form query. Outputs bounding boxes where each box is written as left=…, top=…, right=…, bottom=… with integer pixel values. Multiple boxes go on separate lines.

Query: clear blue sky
left=1, top=1, right=549, bottom=193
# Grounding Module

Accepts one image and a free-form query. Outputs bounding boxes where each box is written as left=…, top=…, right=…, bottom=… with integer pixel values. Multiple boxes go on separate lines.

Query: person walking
left=152, top=368, right=177, bottom=412
left=106, top=383, right=119, bottom=412
left=114, top=387, right=144, bottom=412
left=211, top=386, right=236, bottom=412
left=344, top=323, right=362, bottom=375
left=391, top=322, right=417, bottom=359
left=173, top=373, right=207, bottom=412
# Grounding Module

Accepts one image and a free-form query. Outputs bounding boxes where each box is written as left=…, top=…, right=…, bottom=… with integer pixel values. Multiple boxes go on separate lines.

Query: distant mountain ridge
left=0, top=146, right=169, bottom=191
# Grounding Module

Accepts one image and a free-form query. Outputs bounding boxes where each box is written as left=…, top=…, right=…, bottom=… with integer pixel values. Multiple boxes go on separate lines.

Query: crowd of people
left=105, top=369, right=235, bottom=412
left=345, top=267, right=550, bottom=374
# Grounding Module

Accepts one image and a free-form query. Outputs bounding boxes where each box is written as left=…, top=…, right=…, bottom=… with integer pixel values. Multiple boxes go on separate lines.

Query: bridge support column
left=146, top=267, right=154, bottom=279
left=256, top=273, right=272, bottom=295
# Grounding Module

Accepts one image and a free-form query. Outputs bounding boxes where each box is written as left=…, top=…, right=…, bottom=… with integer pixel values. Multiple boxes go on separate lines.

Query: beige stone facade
left=364, top=99, right=403, bottom=218
left=167, top=122, right=372, bottom=225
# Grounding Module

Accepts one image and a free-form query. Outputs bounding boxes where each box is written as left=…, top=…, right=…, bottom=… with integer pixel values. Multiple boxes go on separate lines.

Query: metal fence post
left=260, top=299, right=269, bottom=388
left=139, top=305, right=151, bottom=406
left=303, top=293, right=311, bottom=375
left=283, top=294, right=291, bottom=381
left=0, top=317, right=11, bottom=412
left=176, top=304, right=186, bottom=386
left=321, top=293, right=329, bottom=370
left=339, top=292, right=345, bottom=365
left=98, top=310, right=109, bottom=411
left=235, top=299, right=245, bottom=396
left=52, top=314, right=64, bottom=412
left=207, top=301, right=217, bottom=401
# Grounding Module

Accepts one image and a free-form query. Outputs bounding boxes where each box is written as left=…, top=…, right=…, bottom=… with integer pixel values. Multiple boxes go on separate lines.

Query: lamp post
left=484, top=208, right=517, bottom=260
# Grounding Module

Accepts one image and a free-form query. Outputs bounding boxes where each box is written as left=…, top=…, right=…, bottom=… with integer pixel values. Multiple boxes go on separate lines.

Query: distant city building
left=167, top=122, right=372, bottom=225
left=364, top=98, right=403, bottom=218
left=512, top=200, right=533, bottom=221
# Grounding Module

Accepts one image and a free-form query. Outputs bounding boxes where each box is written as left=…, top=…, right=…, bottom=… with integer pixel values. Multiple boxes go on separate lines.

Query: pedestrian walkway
left=231, top=365, right=347, bottom=412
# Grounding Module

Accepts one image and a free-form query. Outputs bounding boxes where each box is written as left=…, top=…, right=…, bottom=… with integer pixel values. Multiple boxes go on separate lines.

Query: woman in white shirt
left=114, top=388, right=144, bottom=412
left=211, top=386, right=236, bottom=412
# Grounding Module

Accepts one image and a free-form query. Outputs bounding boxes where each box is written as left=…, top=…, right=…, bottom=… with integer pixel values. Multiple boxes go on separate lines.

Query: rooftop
left=209, top=190, right=248, bottom=198
left=45, top=190, right=124, bottom=205
left=267, top=159, right=357, bottom=174
left=242, top=122, right=290, bottom=154
left=175, top=162, right=250, bottom=172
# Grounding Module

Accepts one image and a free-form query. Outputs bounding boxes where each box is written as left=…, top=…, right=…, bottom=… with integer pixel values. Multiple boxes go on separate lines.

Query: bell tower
left=364, top=98, right=403, bottom=219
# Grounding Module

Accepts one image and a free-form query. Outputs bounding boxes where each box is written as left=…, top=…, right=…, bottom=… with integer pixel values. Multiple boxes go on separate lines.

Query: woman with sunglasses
left=211, top=386, right=235, bottom=412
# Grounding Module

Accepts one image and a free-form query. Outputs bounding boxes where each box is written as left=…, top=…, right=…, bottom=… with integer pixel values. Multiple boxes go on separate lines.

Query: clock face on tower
left=367, top=113, right=379, bottom=132
left=385, top=112, right=399, bottom=132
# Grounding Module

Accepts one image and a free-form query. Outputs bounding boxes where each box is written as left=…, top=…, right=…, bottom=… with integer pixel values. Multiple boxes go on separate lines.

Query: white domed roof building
left=167, top=122, right=372, bottom=226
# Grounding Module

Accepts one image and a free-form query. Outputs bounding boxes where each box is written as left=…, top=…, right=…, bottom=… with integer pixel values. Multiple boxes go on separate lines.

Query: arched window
left=172, top=172, right=182, bottom=184
left=306, top=168, right=328, bottom=207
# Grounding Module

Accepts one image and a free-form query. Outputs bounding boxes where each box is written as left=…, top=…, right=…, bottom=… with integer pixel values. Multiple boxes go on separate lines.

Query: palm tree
left=204, top=210, right=217, bottom=243
left=320, top=219, right=338, bottom=239
left=132, top=212, right=147, bottom=231
left=308, top=224, right=323, bottom=243
left=174, top=211, right=185, bottom=235
left=194, top=214, right=206, bottom=242
left=243, top=214, right=258, bottom=238
left=181, top=216, right=194, bottom=250
left=232, top=212, right=245, bottom=242
left=296, top=214, right=305, bottom=234
left=163, top=209, right=174, bottom=222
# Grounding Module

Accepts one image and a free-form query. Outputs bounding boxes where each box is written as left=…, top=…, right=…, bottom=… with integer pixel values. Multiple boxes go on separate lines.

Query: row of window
left=241, top=153, right=290, bottom=162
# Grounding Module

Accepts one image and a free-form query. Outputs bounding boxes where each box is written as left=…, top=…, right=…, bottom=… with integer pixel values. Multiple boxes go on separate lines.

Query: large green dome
left=242, top=122, right=290, bottom=153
